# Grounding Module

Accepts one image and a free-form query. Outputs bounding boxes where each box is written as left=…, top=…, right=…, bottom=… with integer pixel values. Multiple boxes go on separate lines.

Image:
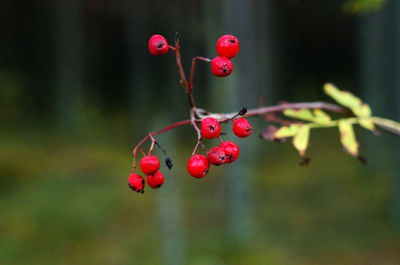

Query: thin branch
left=371, top=117, right=400, bottom=137
left=188, top=56, right=212, bottom=91
left=173, top=33, right=196, bottom=108
left=203, top=101, right=349, bottom=120
left=190, top=108, right=203, bottom=155
left=132, top=119, right=192, bottom=172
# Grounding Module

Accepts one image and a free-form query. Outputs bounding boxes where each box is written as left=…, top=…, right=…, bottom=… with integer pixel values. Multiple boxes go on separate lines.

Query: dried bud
left=165, top=157, right=173, bottom=169
left=239, top=107, right=247, bottom=116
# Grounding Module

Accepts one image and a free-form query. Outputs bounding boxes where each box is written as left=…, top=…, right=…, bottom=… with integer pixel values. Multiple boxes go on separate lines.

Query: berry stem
left=132, top=119, right=193, bottom=172
left=190, top=108, right=203, bottom=155
left=173, top=32, right=196, bottom=109
left=148, top=133, right=156, bottom=156
left=139, top=148, right=146, bottom=156
left=188, top=56, right=212, bottom=91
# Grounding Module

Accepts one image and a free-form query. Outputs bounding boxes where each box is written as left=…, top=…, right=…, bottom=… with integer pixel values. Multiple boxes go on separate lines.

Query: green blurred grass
left=0, top=122, right=399, bottom=264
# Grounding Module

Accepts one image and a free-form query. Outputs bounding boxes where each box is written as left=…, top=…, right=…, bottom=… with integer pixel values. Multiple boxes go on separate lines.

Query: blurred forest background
left=1, top=0, right=400, bottom=264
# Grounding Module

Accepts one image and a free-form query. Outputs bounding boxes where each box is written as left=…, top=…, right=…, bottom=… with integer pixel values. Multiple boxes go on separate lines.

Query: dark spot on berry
left=222, top=66, right=228, bottom=73
left=230, top=39, right=235, bottom=43
left=210, top=124, right=215, bottom=131
left=246, top=127, right=251, bottom=132
left=157, top=41, right=164, bottom=48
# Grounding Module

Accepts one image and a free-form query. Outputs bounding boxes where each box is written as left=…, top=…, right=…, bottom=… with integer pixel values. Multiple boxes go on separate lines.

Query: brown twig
left=188, top=56, right=212, bottom=91
left=190, top=108, right=203, bottom=155
left=173, top=32, right=196, bottom=108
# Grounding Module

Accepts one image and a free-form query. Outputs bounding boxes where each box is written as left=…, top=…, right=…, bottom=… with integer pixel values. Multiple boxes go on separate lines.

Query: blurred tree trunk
left=358, top=0, right=400, bottom=226
left=155, top=117, right=185, bottom=265
left=395, top=0, right=400, bottom=228
left=204, top=0, right=278, bottom=244
left=54, top=0, right=84, bottom=129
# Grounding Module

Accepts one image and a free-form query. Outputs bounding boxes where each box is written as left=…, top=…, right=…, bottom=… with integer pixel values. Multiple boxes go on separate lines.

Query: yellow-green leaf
left=293, top=125, right=310, bottom=157
left=357, top=104, right=372, bottom=117
left=283, top=108, right=331, bottom=124
left=313, top=109, right=331, bottom=123
left=338, top=119, right=359, bottom=157
left=274, top=124, right=300, bottom=138
left=358, top=117, right=375, bottom=131
left=283, top=109, right=314, bottom=121
left=323, top=83, right=372, bottom=117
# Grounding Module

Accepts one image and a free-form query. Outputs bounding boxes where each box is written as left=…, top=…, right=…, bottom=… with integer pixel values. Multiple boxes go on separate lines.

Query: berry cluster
left=130, top=33, right=250, bottom=194
left=212, top=35, right=239, bottom=77
left=129, top=154, right=164, bottom=192
left=148, top=34, right=239, bottom=77
left=129, top=113, right=252, bottom=192
left=187, top=115, right=252, bottom=178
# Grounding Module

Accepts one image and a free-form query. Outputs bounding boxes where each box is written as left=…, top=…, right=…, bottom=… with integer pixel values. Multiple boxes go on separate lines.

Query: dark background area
left=1, top=0, right=400, bottom=264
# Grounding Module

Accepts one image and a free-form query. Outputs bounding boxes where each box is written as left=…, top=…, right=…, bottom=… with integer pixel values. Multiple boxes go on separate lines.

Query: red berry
left=187, top=154, right=210, bottom=178
left=219, top=141, right=239, bottom=163
left=211, top=56, right=233, bottom=77
left=216, top=35, right=239, bottom=59
left=146, top=171, right=165, bottom=189
left=148, top=34, right=169, bottom=55
left=140, top=155, right=160, bottom=175
left=201, top=117, right=221, bottom=139
left=233, top=118, right=252, bottom=138
left=128, top=173, right=145, bottom=193
left=207, top=147, right=226, bottom=166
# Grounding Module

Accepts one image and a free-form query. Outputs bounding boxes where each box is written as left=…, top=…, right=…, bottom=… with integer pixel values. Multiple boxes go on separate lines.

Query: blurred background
left=1, top=0, right=400, bottom=264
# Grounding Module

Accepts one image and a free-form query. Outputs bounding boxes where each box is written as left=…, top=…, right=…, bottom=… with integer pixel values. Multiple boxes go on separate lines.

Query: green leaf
left=293, top=125, right=310, bottom=157
left=275, top=124, right=300, bottom=138
left=283, top=108, right=331, bottom=124
left=338, top=119, right=359, bottom=157
left=323, top=83, right=372, bottom=117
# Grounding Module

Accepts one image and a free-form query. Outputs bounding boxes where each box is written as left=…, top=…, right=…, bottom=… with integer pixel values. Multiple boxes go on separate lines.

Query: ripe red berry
left=219, top=141, right=239, bottom=163
left=211, top=56, right=233, bottom=77
left=201, top=117, right=221, bottom=139
left=148, top=34, right=169, bottom=55
left=207, top=147, right=226, bottom=166
left=216, top=35, right=240, bottom=59
left=233, top=118, right=252, bottom=138
left=187, top=154, right=210, bottom=178
left=140, top=155, right=160, bottom=175
left=146, top=171, right=165, bottom=189
left=128, top=173, right=145, bottom=193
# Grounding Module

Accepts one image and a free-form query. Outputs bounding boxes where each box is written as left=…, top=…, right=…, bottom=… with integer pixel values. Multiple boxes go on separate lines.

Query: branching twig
left=131, top=33, right=400, bottom=174
left=173, top=32, right=196, bottom=108
left=190, top=108, right=203, bottom=155
left=131, top=101, right=354, bottom=172
left=189, top=56, right=212, bottom=91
